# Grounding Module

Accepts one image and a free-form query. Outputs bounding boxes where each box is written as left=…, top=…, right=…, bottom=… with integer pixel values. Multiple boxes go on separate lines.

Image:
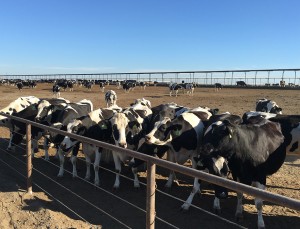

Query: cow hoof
left=180, top=204, right=190, bottom=211
left=235, top=213, right=244, bottom=222
left=113, top=186, right=120, bottom=191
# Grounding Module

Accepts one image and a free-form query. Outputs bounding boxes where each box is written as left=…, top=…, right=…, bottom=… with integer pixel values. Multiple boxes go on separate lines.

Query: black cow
left=236, top=81, right=247, bottom=87
left=16, top=82, right=23, bottom=91
left=67, top=80, right=74, bottom=91
left=243, top=111, right=300, bottom=155
left=215, top=83, right=222, bottom=91
left=256, top=98, right=282, bottom=114
left=198, top=117, right=285, bottom=228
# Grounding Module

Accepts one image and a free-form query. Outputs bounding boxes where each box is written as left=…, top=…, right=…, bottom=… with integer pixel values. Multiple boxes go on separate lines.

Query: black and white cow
left=0, top=96, right=40, bottom=150
left=52, top=85, right=61, bottom=98
left=37, top=99, right=93, bottom=161
left=139, top=112, right=209, bottom=210
left=169, top=83, right=184, bottom=97
left=99, top=82, right=105, bottom=92
left=215, top=83, right=222, bottom=91
left=59, top=108, right=116, bottom=185
left=256, top=98, right=282, bottom=114
left=109, top=101, right=152, bottom=189
left=123, top=81, right=136, bottom=92
left=139, top=81, right=147, bottom=90
left=183, top=83, right=195, bottom=95
left=243, top=111, right=300, bottom=155
left=67, top=80, right=74, bottom=91
left=198, top=117, right=285, bottom=228
left=105, top=90, right=117, bottom=108
left=116, top=81, right=121, bottom=89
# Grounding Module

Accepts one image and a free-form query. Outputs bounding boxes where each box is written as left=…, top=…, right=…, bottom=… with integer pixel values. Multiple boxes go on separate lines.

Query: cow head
left=110, top=112, right=130, bottom=148
left=270, top=105, right=282, bottom=114
left=60, top=120, right=86, bottom=152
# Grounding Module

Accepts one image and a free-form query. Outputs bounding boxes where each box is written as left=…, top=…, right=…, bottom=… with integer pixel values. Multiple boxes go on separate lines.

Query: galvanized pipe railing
left=1, top=113, right=300, bottom=228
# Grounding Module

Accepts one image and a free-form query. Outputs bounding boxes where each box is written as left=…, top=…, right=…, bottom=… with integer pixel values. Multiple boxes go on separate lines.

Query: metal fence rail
left=1, top=113, right=300, bottom=229
left=1, top=68, right=300, bottom=86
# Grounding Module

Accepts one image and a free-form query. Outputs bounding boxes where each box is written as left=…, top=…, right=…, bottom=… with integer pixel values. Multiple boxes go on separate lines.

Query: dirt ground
left=0, top=83, right=299, bottom=229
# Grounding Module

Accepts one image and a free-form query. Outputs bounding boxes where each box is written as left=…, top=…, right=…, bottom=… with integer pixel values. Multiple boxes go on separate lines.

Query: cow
left=169, top=83, right=184, bottom=97
left=139, top=81, right=147, bottom=90
left=59, top=108, right=116, bottom=185
left=67, top=80, right=74, bottom=91
left=236, top=81, right=247, bottom=87
left=243, top=111, right=300, bottom=155
left=280, top=80, right=285, bottom=87
left=0, top=96, right=40, bottom=150
left=138, top=112, right=209, bottom=210
left=52, top=85, right=61, bottom=98
left=109, top=102, right=153, bottom=189
left=198, top=117, right=285, bottom=228
left=37, top=99, right=93, bottom=162
left=183, top=83, right=195, bottom=95
left=256, top=98, right=282, bottom=114
left=123, top=81, right=136, bottom=92
left=215, top=83, right=222, bottom=91
left=105, top=90, right=118, bottom=108
left=116, top=81, right=121, bottom=89
left=16, top=82, right=23, bottom=91
left=99, top=82, right=105, bottom=92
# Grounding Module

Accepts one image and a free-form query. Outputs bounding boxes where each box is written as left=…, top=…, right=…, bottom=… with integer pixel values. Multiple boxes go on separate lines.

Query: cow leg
left=131, top=162, right=140, bottom=188
left=235, top=191, right=244, bottom=221
left=252, top=181, right=266, bottom=229
left=93, top=148, right=101, bottom=186
left=7, top=131, right=13, bottom=150
left=112, top=152, right=121, bottom=189
left=43, top=138, right=50, bottom=160
left=85, top=154, right=91, bottom=181
left=181, top=177, right=200, bottom=210
left=213, top=197, right=221, bottom=214
left=57, top=149, right=65, bottom=177
left=71, top=143, right=80, bottom=178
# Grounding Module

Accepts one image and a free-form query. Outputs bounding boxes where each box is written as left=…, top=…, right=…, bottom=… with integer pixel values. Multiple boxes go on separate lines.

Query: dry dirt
left=0, top=83, right=299, bottom=229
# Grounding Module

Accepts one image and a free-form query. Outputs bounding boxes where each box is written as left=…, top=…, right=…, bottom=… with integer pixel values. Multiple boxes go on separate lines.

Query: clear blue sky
left=1, top=0, right=299, bottom=75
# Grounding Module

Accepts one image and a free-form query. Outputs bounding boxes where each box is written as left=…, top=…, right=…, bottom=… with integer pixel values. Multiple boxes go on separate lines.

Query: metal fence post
left=26, top=123, right=32, bottom=194
left=146, top=160, right=156, bottom=229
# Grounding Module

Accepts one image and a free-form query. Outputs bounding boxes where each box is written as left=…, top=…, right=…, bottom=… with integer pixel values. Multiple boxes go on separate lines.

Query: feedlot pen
left=0, top=83, right=299, bottom=228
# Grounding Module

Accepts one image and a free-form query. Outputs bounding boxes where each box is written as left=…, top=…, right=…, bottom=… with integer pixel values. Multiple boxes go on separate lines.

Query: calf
left=60, top=108, right=115, bottom=185
left=105, top=90, right=117, bottom=108
left=0, top=96, right=40, bottom=150
left=256, top=98, right=282, bottom=114
left=199, top=117, right=284, bottom=228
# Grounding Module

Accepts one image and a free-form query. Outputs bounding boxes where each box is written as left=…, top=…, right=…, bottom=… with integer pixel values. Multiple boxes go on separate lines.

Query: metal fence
left=1, top=68, right=300, bottom=86
left=1, top=113, right=300, bottom=229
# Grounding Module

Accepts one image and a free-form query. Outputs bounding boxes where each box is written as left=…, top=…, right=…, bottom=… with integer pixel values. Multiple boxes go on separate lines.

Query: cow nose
left=35, top=117, right=40, bottom=122
left=119, top=142, right=127, bottom=148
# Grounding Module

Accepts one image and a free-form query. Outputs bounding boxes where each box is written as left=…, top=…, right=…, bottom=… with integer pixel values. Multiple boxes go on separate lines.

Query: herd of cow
left=0, top=92, right=299, bottom=228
